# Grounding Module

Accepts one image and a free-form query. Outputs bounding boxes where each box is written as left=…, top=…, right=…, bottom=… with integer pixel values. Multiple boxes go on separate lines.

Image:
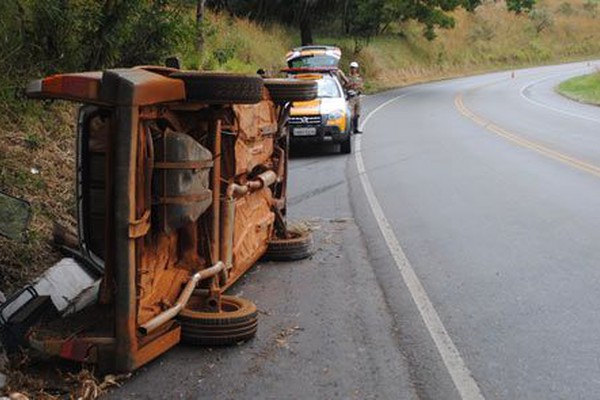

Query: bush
left=0, top=0, right=196, bottom=123
left=558, top=2, right=575, bottom=16
left=583, top=0, right=599, bottom=16
left=0, top=1, right=198, bottom=293
left=529, top=8, right=554, bottom=33
left=469, top=21, right=495, bottom=42
left=0, top=1, right=193, bottom=79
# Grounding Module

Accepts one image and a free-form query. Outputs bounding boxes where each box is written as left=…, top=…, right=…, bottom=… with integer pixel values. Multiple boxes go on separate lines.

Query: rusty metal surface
left=25, top=72, right=103, bottom=103
left=25, top=69, right=187, bottom=107
left=139, top=262, right=225, bottom=335
left=232, top=102, right=278, bottom=176
left=221, top=198, right=235, bottom=273
left=225, top=187, right=275, bottom=289
left=129, top=100, right=280, bottom=365
left=233, top=137, right=275, bottom=176
left=25, top=67, right=292, bottom=372
left=112, top=104, right=139, bottom=371
left=152, top=129, right=213, bottom=234
left=210, top=119, right=223, bottom=266
left=130, top=323, right=180, bottom=371
left=100, top=69, right=186, bottom=106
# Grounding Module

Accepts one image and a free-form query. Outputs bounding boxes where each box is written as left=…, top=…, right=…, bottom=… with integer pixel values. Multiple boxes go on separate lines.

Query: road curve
left=107, top=61, right=600, bottom=400
left=354, top=60, right=600, bottom=400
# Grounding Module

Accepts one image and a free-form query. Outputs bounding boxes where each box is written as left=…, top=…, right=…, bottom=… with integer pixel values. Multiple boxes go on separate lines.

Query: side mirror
left=165, top=57, right=181, bottom=70
left=0, top=192, right=31, bottom=242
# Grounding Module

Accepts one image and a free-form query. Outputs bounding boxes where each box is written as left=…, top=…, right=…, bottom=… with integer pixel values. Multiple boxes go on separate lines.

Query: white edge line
left=355, top=93, right=486, bottom=400
left=519, top=66, right=600, bottom=124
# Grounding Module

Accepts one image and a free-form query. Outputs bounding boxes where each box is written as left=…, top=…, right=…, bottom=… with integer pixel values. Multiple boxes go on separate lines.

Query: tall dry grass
left=350, top=0, right=600, bottom=90
left=0, top=103, right=77, bottom=294
left=2, top=1, right=600, bottom=293
left=182, top=12, right=295, bottom=74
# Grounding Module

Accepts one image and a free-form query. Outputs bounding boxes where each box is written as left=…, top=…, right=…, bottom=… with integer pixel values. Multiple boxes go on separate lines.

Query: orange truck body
left=23, top=66, right=306, bottom=371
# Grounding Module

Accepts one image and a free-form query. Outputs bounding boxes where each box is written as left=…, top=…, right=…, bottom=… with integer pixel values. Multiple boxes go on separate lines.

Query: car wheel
left=263, top=228, right=313, bottom=261
left=341, top=137, right=352, bottom=154
left=178, top=294, right=258, bottom=346
left=264, top=79, right=318, bottom=103
left=171, top=72, right=263, bottom=104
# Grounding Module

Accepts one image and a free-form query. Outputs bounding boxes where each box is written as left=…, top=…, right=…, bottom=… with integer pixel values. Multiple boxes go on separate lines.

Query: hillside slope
left=190, top=0, right=600, bottom=91
left=1, top=0, right=600, bottom=294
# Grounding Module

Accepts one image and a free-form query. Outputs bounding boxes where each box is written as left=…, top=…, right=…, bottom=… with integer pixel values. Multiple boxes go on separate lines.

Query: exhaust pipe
left=138, top=261, right=225, bottom=335
left=220, top=170, right=278, bottom=273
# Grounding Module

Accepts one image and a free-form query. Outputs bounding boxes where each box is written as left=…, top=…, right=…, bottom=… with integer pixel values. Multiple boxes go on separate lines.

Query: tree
left=210, top=0, right=536, bottom=47
left=529, top=7, right=553, bottom=33
left=344, top=0, right=465, bottom=44
left=506, top=0, right=536, bottom=13
left=345, top=0, right=535, bottom=43
left=197, top=0, right=206, bottom=52
left=209, top=0, right=341, bottom=45
left=344, top=0, right=386, bottom=51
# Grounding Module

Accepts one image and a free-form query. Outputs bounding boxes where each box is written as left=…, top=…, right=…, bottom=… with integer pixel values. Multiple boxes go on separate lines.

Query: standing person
left=346, top=61, right=364, bottom=134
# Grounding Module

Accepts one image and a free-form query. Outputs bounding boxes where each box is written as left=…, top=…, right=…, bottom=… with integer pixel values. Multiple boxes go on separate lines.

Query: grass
left=2, top=0, right=600, bottom=294
left=0, top=101, right=77, bottom=294
left=191, top=0, right=600, bottom=92
left=323, top=0, right=600, bottom=92
left=180, top=12, right=295, bottom=74
left=557, top=72, right=600, bottom=105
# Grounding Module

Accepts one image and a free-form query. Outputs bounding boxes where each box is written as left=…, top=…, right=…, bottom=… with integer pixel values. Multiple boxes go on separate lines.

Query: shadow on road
left=289, top=143, right=346, bottom=159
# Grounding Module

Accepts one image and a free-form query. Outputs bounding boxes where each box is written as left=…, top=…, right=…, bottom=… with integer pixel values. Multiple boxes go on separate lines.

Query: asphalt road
left=107, top=61, right=600, bottom=399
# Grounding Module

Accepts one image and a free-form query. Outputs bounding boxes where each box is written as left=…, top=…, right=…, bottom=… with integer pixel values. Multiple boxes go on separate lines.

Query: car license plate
left=293, top=127, right=317, bottom=137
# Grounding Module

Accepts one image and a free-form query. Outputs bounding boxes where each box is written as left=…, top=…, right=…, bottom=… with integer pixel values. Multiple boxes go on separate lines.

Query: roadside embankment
left=2, top=0, right=600, bottom=293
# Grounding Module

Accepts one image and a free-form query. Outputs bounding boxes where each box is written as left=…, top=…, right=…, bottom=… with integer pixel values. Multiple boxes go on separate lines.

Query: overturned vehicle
left=1, top=66, right=317, bottom=372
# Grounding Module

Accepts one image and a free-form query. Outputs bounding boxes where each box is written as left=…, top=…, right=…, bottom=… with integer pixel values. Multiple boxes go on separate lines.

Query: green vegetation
left=195, top=0, right=600, bottom=92
left=0, top=0, right=196, bottom=293
left=1, top=0, right=600, bottom=293
left=216, top=0, right=535, bottom=44
left=557, top=72, right=600, bottom=105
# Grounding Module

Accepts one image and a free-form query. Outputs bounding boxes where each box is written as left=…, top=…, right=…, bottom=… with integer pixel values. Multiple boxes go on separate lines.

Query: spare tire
left=172, top=72, right=263, bottom=104
left=264, top=79, right=318, bottom=103
left=263, top=229, right=313, bottom=261
left=178, top=294, right=258, bottom=346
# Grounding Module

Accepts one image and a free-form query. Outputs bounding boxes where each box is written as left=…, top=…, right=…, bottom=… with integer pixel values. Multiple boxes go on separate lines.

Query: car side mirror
left=165, top=57, right=181, bottom=70
left=0, top=192, right=31, bottom=242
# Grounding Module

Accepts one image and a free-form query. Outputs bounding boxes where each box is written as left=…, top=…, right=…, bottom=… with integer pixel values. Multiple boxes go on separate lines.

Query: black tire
left=263, top=229, right=313, bottom=261
left=178, top=294, right=258, bottom=346
left=172, top=72, right=263, bottom=104
left=264, top=79, right=318, bottom=103
left=341, top=137, right=352, bottom=154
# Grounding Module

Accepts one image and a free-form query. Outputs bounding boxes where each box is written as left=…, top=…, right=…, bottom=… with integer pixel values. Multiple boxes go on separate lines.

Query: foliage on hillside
left=1, top=0, right=600, bottom=294
left=200, top=0, right=600, bottom=91
left=348, top=0, right=600, bottom=90
left=0, top=0, right=195, bottom=294
left=213, top=0, right=536, bottom=45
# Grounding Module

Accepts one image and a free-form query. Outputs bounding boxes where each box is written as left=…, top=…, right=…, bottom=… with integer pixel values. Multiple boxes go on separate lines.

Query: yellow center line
left=454, top=93, right=600, bottom=179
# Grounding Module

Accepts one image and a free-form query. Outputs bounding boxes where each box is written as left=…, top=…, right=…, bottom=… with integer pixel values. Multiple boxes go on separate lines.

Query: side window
left=77, top=106, right=114, bottom=268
